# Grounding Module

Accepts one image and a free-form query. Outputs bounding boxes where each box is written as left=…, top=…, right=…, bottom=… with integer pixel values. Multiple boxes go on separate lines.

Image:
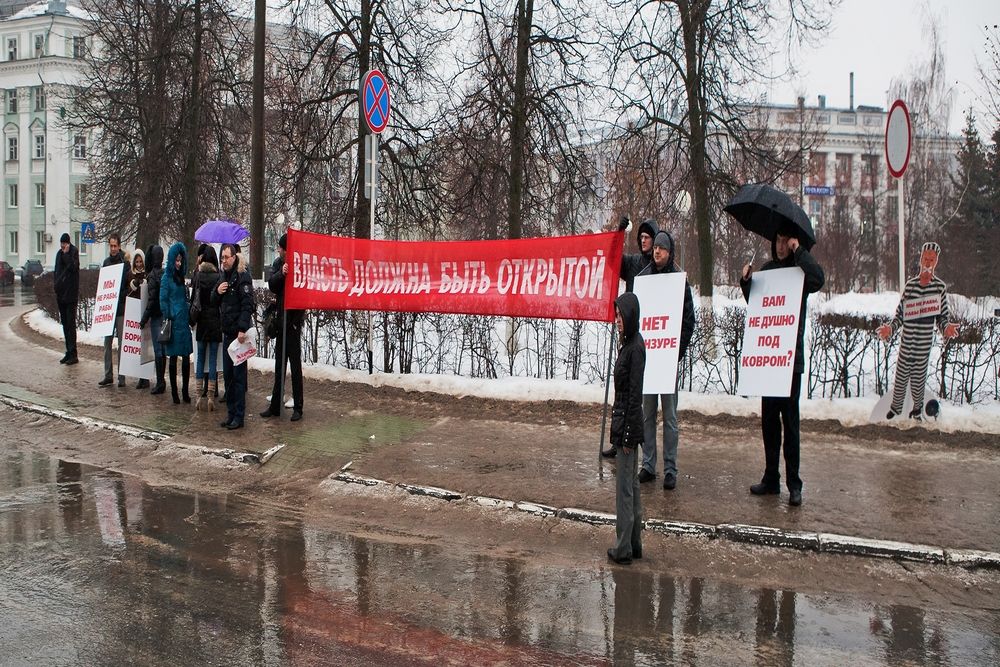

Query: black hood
left=615, top=292, right=640, bottom=339
left=146, top=245, right=164, bottom=271
left=637, top=219, right=659, bottom=255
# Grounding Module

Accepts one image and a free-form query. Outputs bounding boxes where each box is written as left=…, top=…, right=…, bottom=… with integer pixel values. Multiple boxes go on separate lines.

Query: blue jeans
left=641, top=392, right=679, bottom=477
left=196, top=340, right=219, bottom=379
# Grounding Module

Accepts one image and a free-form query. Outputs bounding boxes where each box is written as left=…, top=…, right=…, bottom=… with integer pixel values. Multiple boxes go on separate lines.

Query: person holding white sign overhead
left=636, top=231, right=695, bottom=490
left=740, top=221, right=824, bottom=506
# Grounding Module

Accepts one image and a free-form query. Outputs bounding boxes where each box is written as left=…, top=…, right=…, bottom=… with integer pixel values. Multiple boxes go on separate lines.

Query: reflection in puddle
left=0, top=450, right=997, bottom=665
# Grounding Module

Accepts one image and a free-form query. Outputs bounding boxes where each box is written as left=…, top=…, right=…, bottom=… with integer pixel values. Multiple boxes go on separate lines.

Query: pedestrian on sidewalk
left=127, top=249, right=150, bottom=389
left=636, top=231, right=695, bottom=490
left=602, top=217, right=658, bottom=459
left=140, top=245, right=167, bottom=394
left=607, top=292, right=645, bottom=565
left=99, top=233, right=130, bottom=388
left=53, top=233, right=79, bottom=365
left=191, top=245, right=222, bottom=411
left=161, top=242, right=193, bottom=405
left=260, top=233, right=304, bottom=422
left=740, top=221, right=824, bottom=507
left=213, top=243, right=254, bottom=430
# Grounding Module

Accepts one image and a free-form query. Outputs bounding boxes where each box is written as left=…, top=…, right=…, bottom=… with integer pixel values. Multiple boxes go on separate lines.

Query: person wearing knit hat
left=260, top=231, right=304, bottom=421
left=54, top=232, right=80, bottom=364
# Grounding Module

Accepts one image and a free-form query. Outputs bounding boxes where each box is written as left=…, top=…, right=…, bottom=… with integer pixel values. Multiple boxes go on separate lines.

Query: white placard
left=119, top=297, right=155, bottom=379
left=91, top=264, right=123, bottom=337
left=227, top=331, right=257, bottom=366
left=737, top=267, right=805, bottom=397
left=633, top=272, right=687, bottom=394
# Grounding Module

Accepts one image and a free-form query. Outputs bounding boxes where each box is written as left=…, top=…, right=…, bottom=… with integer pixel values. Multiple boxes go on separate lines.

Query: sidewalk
left=5, top=303, right=1000, bottom=561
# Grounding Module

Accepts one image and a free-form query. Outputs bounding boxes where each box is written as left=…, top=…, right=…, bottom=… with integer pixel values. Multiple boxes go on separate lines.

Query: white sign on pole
left=633, top=272, right=687, bottom=394
left=736, top=267, right=805, bottom=397
left=91, top=264, right=123, bottom=337
left=119, top=296, right=155, bottom=380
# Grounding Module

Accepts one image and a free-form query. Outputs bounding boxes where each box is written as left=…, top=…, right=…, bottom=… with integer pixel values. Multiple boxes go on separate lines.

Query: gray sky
left=769, top=0, right=996, bottom=133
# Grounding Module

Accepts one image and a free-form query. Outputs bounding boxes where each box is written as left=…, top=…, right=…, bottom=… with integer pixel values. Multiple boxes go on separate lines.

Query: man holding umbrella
left=728, top=184, right=825, bottom=507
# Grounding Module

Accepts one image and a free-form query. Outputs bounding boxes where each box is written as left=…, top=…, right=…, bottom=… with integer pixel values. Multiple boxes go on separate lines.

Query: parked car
left=0, top=260, right=13, bottom=286
left=21, top=259, right=43, bottom=286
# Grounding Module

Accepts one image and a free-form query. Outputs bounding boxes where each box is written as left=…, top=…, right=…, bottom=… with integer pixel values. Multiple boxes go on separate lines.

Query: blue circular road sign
left=361, top=69, right=391, bottom=134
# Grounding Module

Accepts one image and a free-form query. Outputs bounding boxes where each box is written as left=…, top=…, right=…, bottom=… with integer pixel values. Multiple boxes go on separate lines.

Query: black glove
left=617, top=216, right=630, bottom=232
left=140, top=316, right=148, bottom=329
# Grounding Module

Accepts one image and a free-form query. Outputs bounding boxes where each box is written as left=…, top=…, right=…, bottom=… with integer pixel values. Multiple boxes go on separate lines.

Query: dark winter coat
left=739, top=239, right=825, bottom=374
left=635, top=230, right=696, bottom=360
left=192, top=258, right=223, bottom=343
left=140, top=245, right=165, bottom=324
left=53, top=243, right=79, bottom=304
left=610, top=292, right=646, bottom=449
left=160, top=242, right=193, bottom=356
left=212, top=252, right=254, bottom=337
left=267, top=255, right=304, bottom=328
left=619, top=219, right=659, bottom=292
left=102, top=250, right=131, bottom=316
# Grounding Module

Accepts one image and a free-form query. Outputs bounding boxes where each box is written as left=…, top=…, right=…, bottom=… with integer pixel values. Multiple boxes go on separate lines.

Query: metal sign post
left=885, top=99, right=912, bottom=291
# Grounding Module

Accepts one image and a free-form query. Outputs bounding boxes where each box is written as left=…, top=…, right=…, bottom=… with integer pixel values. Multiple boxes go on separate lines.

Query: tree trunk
left=180, top=0, right=203, bottom=248
left=506, top=0, right=533, bottom=241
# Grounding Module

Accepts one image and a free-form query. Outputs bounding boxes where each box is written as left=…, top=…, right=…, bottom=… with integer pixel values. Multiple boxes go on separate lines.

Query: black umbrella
left=723, top=183, right=816, bottom=250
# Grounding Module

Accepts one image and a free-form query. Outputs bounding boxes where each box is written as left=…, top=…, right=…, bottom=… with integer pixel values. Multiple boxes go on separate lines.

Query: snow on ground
left=27, top=309, right=1000, bottom=436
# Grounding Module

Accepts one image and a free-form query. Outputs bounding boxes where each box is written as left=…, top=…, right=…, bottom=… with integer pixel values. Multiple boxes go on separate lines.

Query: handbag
left=188, top=291, right=202, bottom=325
left=157, top=318, right=172, bottom=343
left=263, top=303, right=280, bottom=339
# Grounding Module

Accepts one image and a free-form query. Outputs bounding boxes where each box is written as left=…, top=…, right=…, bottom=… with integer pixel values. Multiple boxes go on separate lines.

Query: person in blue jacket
left=160, top=242, right=193, bottom=404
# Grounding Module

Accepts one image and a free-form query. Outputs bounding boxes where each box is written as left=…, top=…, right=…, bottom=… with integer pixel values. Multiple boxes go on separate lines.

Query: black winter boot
left=169, top=357, right=180, bottom=404
left=181, top=356, right=191, bottom=404
left=151, top=357, right=167, bottom=395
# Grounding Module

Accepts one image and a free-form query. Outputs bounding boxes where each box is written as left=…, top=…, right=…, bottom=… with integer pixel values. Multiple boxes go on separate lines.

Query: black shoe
left=607, top=548, right=632, bottom=565
left=908, top=407, right=922, bottom=420
left=600, top=446, right=617, bottom=459
left=663, top=473, right=676, bottom=490
left=220, top=419, right=233, bottom=428
left=136, top=379, right=150, bottom=389
left=117, top=378, right=126, bottom=388
left=260, top=408, right=276, bottom=418
left=789, top=489, right=802, bottom=506
left=290, top=411, right=303, bottom=422
left=64, top=356, right=78, bottom=366
left=886, top=410, right=898, bottom=420
left=226, top=421, right=244, bottom=430
left=98, top=378, right=113, bottom=387
left=633, top=548, right=642, bottom=560
left=150, top=384, right=166, bottom=395
left=59, top=354, right=69, bottom=364
left=750, top=482, right=780, bottom=495
left=637, top=468, right=655, bottom=483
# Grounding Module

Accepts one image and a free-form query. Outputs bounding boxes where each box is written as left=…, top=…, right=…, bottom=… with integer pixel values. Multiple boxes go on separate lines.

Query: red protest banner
left=285, top=229, right=622, bottom=322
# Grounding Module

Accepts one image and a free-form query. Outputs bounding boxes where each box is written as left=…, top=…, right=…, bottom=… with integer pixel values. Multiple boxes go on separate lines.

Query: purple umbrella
left=194, top=219, right=250, bottom=244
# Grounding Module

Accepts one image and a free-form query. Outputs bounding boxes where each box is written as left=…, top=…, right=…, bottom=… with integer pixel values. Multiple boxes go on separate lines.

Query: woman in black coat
left=192, top=245, right=223, bottom=410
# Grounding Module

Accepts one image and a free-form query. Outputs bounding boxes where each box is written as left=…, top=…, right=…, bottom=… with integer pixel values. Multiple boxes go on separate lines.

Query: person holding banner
left=636, top=231, right=695, bottom=490
left=161, top=242, right=193, bottom=404
left=140, top=246, right=167, bottom=394
left=260, top=233, right=304, bottom=422
left=99, top=233, right=131, bottom=388
left=53, top=233, right=80, bottom=365
left=607, top=292, right=646, bottom=565
left=740, top=222, right=824, bottom=506
left=214, top=243, right=255, bottom=430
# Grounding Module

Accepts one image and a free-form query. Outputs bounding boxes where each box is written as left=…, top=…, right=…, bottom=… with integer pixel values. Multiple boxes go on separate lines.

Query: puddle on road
left=0, top=450, right=997, bottom=666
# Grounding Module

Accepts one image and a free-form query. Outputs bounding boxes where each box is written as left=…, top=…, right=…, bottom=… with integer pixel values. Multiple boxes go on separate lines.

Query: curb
left=329, top=471, right=1000, bottom=571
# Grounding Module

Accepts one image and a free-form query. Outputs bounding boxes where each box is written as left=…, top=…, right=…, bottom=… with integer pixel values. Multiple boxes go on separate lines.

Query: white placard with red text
left=91, top=264, right=123, bottom=337
left=737, top=267, right=805, bottom=397
left=119, top=296, right=155, bottom=379
left=903, top=295, right=942, bottom=321
left=633, top=272, right=686, bottom=395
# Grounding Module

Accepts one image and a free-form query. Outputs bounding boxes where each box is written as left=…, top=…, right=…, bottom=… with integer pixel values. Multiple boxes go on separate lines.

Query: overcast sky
left=768, top=0, right=996, bottom=133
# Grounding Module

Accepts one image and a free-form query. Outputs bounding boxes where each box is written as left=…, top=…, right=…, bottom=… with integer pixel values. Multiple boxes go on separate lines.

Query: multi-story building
left=1, top=0, right=94, bottom=271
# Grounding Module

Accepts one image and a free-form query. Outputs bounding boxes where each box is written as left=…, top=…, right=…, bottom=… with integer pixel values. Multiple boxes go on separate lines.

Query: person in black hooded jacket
left=140, top=245, right=167, bottom=394
left=618, top=218, right=659, bottom=293
left=607, top=291, right=645, bottom=565
left=739, top=221, right=824, bottom=507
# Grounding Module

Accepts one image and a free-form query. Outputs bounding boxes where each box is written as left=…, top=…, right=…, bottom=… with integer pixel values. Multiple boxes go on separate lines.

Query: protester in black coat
left=99, top=233, right=130, bottom=388
left=212, top=244, right=255, bottom=429
left=139, top=245, right=167, bottom=394
left=260, top=233, right=305, bottom=422
left=53, top=233, right=80, bottom=364
left=192, top=246, right=223, bottom=411
left=619, top=218, right=659, bottom=293
left=740, top=221, right=825, bottom=506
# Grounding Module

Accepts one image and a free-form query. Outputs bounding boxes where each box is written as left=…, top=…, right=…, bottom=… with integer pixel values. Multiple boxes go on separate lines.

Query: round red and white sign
left=885, top=99, right=912, bottom=179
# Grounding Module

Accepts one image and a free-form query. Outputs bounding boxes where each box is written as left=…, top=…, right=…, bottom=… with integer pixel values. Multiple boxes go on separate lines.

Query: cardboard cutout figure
left=875, top=242, right=959, bottom=421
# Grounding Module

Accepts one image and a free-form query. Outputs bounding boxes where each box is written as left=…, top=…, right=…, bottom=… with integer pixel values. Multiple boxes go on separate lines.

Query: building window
left=33, top=86, right=45, bottom=111
left=838, top=113, right=857, bottom=125
left=73, top=134, right=87, bottom=159
left=809, top=199, right=822, bottom=217
left=863, top=115, right=882, bottom=127
left=7, top=38, right=16, bottom=61
left=73, top=183, right=88, bottom=207
left=33, top=133, right=44, bottom=159
left=8, top=183, right=16, bottom=207
left=33, top=34, right=44, bottom=58
left=7, top=136, right=17, bottom=161
left=817, top=113, right=831, bottom=124
left=6, top=89, right=15, bottom=114
left=35, top=230, right=44, bottom=253
left=72, top=36, right=86, bottom=59
left=34, top=182, right=44, bottom=207
left=8, top=230, right=17, bottom=255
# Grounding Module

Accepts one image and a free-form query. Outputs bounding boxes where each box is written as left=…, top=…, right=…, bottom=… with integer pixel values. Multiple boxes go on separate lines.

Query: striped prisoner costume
left=886, top=274, right=952, bottom=417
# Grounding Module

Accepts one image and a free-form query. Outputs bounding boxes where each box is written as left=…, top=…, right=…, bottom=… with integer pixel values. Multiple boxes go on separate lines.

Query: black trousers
left=223, top=333, right=247, bottom=425
left=760, top=372, right=802, bottom=492
left=269, top=321, right=303, bottom=413
left=58, top=301, right=77, bottom=357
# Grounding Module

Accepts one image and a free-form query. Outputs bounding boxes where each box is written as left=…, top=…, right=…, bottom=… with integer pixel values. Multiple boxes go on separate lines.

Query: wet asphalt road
left=1, top=447, right=999, bottom=666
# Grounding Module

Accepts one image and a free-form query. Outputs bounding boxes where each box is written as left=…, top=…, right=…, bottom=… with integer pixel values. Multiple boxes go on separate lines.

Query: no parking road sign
left=361, top=69, right=391, bottom=134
